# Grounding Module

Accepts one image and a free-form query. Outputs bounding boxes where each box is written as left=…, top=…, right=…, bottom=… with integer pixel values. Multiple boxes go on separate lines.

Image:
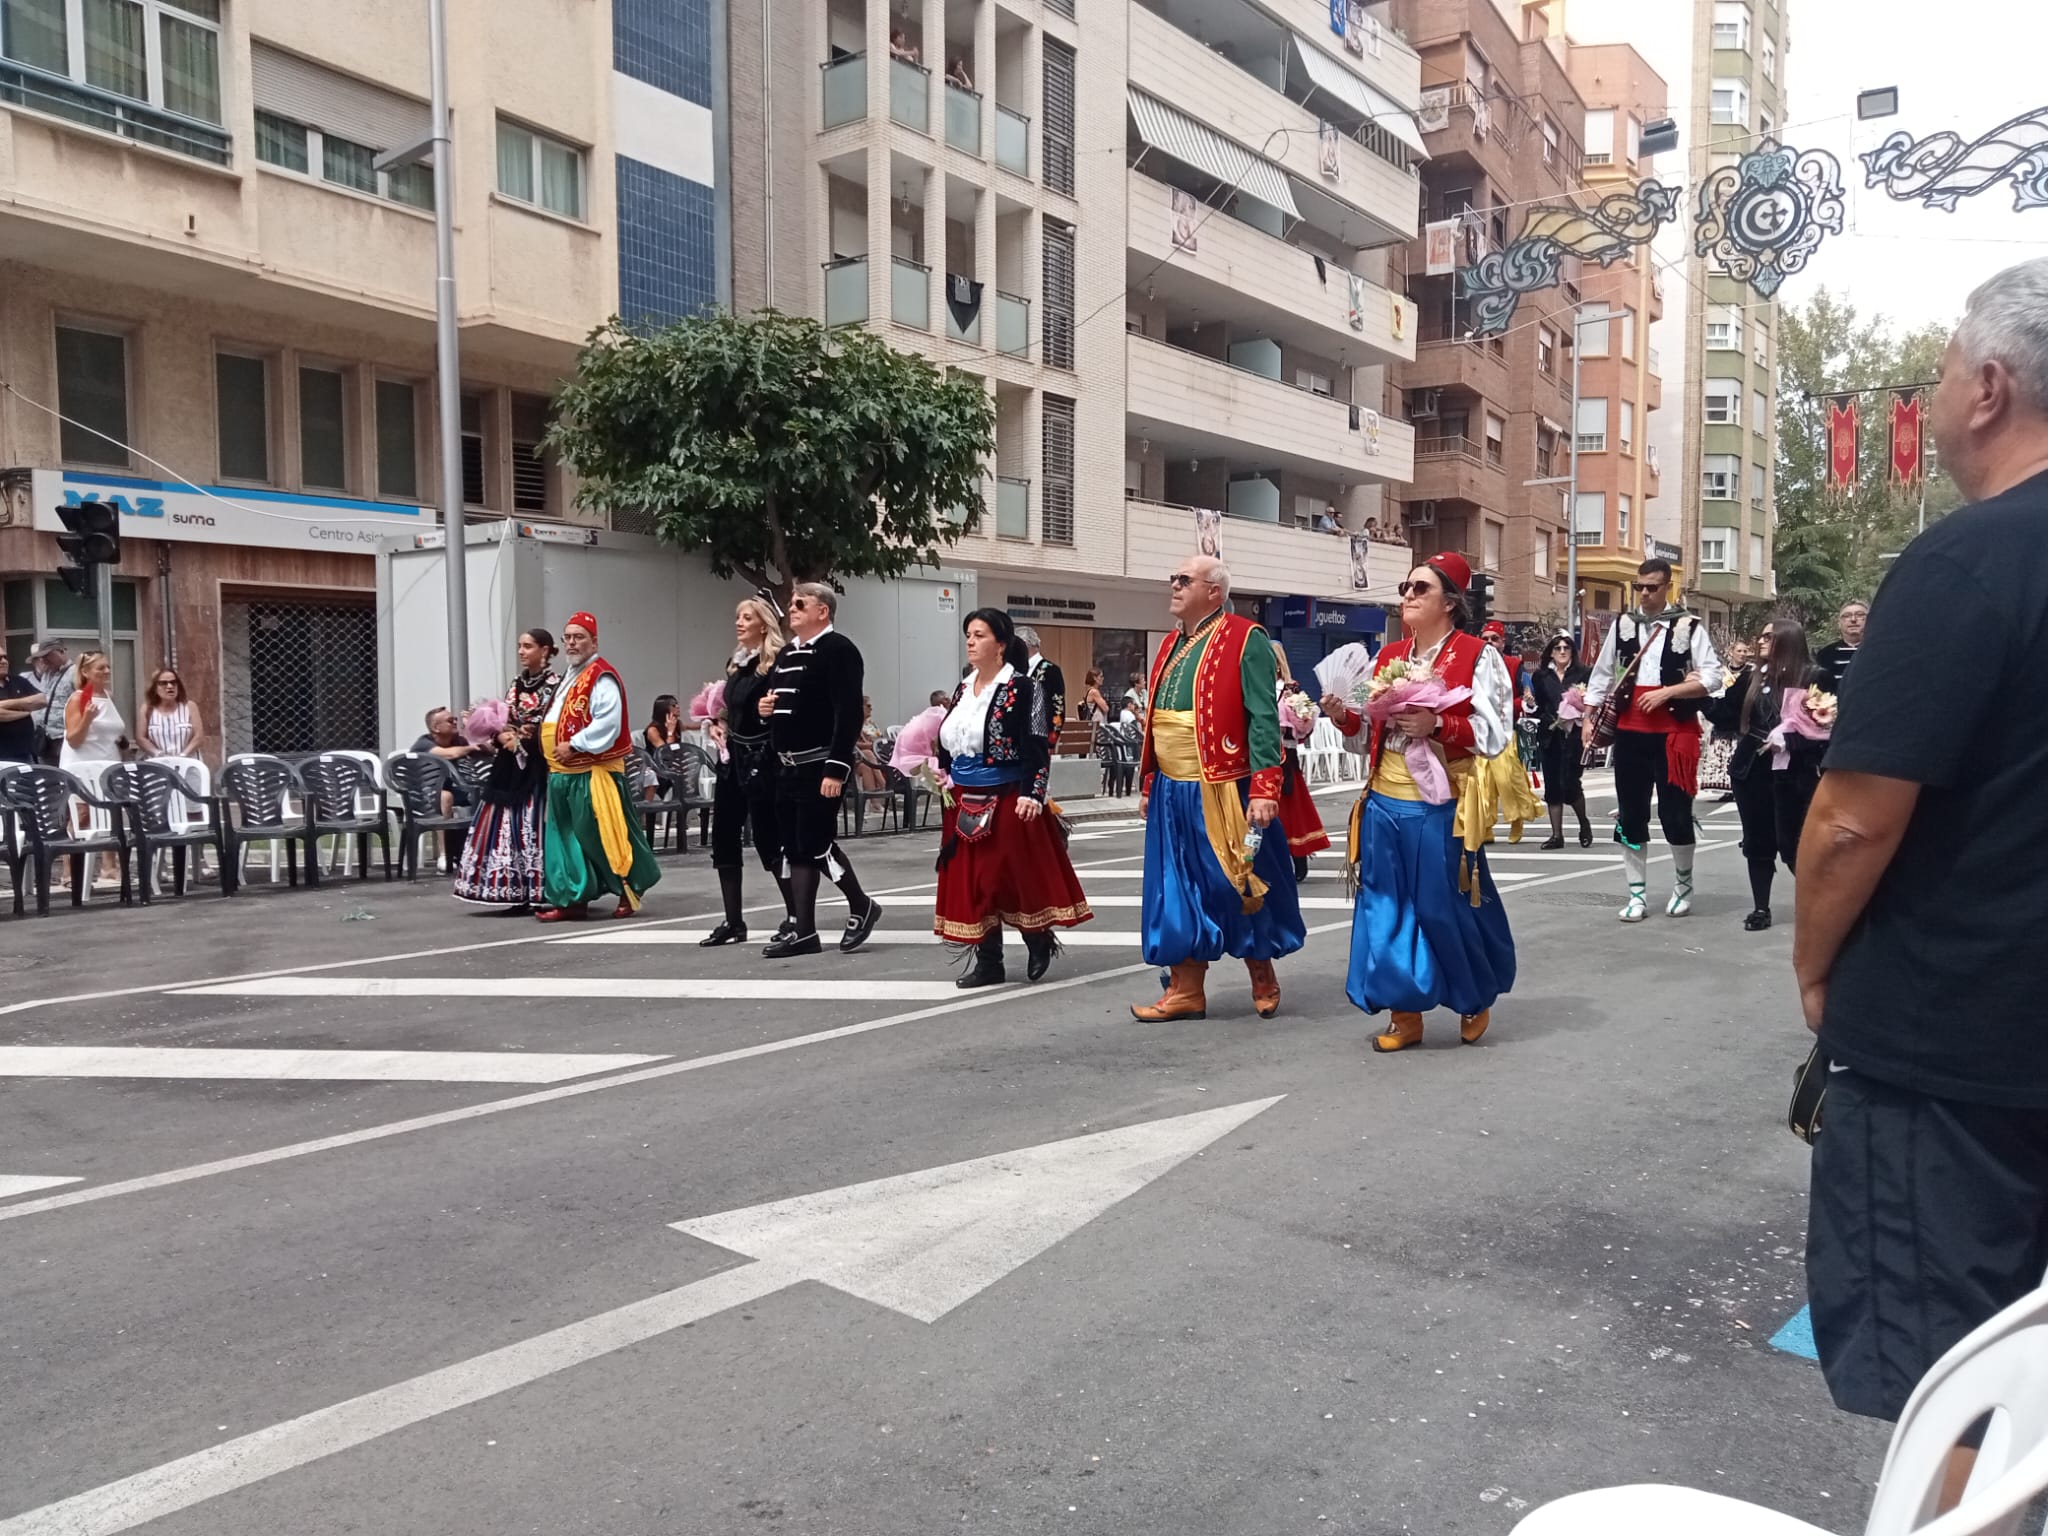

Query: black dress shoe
left=1024, top=931, right=1059, bottom=982
left=699, top=920, right=747, bottom=947
left=840, top=900, right=883, bottom=953
left=955, top=961, right=1007, bottom=989
left=1579, top=825, right=1593, bottom=847
left=1744, top=908, right=1773, bottom=931
left=1540, top=833, right=1565, bottom=850
left=762, top=931, right=823, bottom=958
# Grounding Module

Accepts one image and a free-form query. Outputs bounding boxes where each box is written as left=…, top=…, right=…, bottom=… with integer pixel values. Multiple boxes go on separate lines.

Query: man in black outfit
left=0, top=646, right=47, bottom=765
left=759, top=582, right=883, bottom=958
left=1795, top=258, right=2048, bottom=1507
left=1015, top=627, right=1067, bottom=752
left=1812, top=599, right=1866, bottom=693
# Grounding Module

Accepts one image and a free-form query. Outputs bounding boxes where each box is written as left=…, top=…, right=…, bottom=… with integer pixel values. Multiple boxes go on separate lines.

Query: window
left=1041, top=37, right=1075, bottom=197
left=460, top=391, right=488, bottom=507
left=1761, top=34, right=1776, bottom=81
left=1573, top=492, right=1604, bottom=544
left=1626, top=115, right=1642, bottom=164
left=1619, top=307, right=1636, bottom=359
left=495, top=118, right=584, bottom=219
left=376, top=378, right=419, bottom=500
left=4, top=0, right=223, bottom=122
left=1700, top=532, right=1731, bottom=571
left=1759, top=107, right=1775, bottom=140
left=1542, top=116, right=1559, bottom=167
left=251, top=46, right=434, bottom=209
left=323, top=133, right=376, bottom=193
left=1702, top=454, right=1739, bottom=500
left=1296, top=368, right=1333, bottom=398
left=1042, top=217, right=1075, bottom=370
left=1535, top=527, right=1552, bottom=582
left=214, top=352, right=270, bottom=482
left=54, top=323, right=129, bottom=466
left=1750, top=532, right=1766, bottom=576
left=1578, top=304, right=1611, bottom=357
left=1042, top=394, right=1076, bottom=546
left=1582, top=107, right=1613, bottom=165
left=1483, top=520, right=1502, bottom=572
left=1617, top=494, right=1632, bottom=542
left=1754, top=332, right=1770, bottom=369
left=1705, top=378, right=1743, bottom=424
left=1575, top=396, right=1608, bottom=453
left=1711, top=79, right=1750, bottom=126
left=1752, top=461, right=1768, bottom=504
left=1751, top=389, right=1769, bottom=436
left=1536, top=425, right=1557, bottom=475
left=1711, top=2, right=1750, bottom=50
left=1706, top=305, right=1743, bottom=350
left=1484, top=412, right=1505, bottom=467
left=511, top=392, right=552, bottom=515
left=1538, top=325, right=1557, bottom=375
left=299, top=365, right=348, bottom=491
left=1619, top=400, right=1635, bottom=453
left=256, top=116, right=434, bottom=207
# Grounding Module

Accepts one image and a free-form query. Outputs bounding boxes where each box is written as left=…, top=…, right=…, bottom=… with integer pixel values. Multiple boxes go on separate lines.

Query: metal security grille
left=1041, top=395, right=1075, bottom=547
left=220, top=599, right=378, bottom=757
left=1042, top=39, right=1075, bottom=195
left=1042, top=218, right=1075, bottom=370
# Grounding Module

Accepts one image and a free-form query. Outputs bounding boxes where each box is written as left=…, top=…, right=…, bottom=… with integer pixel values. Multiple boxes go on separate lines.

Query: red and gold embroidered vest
left=553, top=658, right=633, bottom=770
left=1365, top=630, right=1483, bottom=767
left=1138, top=612, right=1259, bottom=785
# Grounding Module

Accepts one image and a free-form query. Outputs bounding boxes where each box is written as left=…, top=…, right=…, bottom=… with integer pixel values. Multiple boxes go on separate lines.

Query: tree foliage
left=1758, top=288, right=1959, bottom=639
left=547, top=310, right=997, bottom=603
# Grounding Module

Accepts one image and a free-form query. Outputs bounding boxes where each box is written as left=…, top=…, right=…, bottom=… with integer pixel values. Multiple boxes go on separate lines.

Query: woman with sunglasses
left=1321, top=553, right=1516, bottom=1053
left=1708, top=619, right=1822, bottom=931
left=1528, top=633, right=1592, bottom=847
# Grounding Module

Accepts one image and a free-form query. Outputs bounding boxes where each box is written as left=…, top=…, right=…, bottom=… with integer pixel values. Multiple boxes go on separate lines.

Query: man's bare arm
left=1792, top=770, right=1922, bottom=1031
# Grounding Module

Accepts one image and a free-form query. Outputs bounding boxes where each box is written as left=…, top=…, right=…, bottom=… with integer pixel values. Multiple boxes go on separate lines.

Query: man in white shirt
left=1583, top=558, right=1723, bottom=921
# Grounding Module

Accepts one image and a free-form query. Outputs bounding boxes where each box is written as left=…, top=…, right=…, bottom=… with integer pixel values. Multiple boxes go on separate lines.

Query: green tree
left=548, top=310, right=997, bottom=604
left=1760, top=289, right=1960, bottom=640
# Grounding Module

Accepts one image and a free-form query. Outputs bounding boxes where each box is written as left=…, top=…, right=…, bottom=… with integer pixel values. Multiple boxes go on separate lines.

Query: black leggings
left=1734, top=759, right=1821, bottom=908
left=1612, top=728, right=1695, bottom=848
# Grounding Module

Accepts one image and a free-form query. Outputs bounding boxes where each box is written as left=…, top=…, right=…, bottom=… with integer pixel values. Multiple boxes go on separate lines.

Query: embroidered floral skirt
left=453, top=788, right=546, bottom=907
left=933, top=787, right=1093, bottom=942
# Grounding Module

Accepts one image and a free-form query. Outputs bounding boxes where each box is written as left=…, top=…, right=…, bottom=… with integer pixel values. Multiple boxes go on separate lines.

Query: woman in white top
left=60, top=651, right=127, bottom=770
left=140, top=666, right=208, bottom=763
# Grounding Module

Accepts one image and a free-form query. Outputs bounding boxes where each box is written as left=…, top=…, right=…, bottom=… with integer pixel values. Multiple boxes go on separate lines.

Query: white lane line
left=0, top=1175, right=83, bottom=1199
left=0, top=1048, right=665, bottom=1084
left=176, top=978, right=983, bottom=1002
left=559, top=929, right=1149, bottom=948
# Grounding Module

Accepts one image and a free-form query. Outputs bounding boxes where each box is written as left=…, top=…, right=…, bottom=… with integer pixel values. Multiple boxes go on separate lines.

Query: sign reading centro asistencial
left=31, top=470, right=432, bottom=554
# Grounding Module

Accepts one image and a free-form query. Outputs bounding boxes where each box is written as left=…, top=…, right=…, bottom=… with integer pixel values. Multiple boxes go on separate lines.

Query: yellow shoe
left=1131, top=961, right=1208, bottom=1022
left=1459, top=1009, right=1491, bottom=1045
left=1372, top=1011, right=1425, bottom=1052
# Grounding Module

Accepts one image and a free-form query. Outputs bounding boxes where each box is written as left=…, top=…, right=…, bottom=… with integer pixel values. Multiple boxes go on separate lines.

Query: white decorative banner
left=1170, top=186, right=1198, bottom=253
left=1363, top=409, right=1382, bottom=456
left=1417, top=87, right=1451, bottom=133
left=1319, top=121, right=1341, bottom=180
left=1424, top=218, right=1459, bottom=274
left=1194, top=507, right=1223, bottom=559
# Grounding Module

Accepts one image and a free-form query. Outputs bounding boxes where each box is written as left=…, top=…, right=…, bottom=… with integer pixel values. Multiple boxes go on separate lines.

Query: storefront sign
left=1263, top=594, right=1385, bottom=636
left=32, top=470, right=429, bottom=555
left=1005, top=591, right=1098, bottom=624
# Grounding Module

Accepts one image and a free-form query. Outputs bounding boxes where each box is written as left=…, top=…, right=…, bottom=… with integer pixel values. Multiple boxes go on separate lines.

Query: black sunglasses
left=1168, top=573, right=1201, bottom=590
left=1397, top=579, right=1439, bottom=596
left=1633, top=580, right=1666, bottom=592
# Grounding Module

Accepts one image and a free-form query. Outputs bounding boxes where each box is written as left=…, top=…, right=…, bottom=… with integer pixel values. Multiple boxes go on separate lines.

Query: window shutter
left=251, top=43, right=430, bottom=152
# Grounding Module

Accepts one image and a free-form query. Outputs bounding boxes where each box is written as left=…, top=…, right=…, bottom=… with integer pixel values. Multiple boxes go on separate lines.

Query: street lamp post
left=1524, top=306, right=1599, bottom=645
left=377, top=0, right=469, bottom=710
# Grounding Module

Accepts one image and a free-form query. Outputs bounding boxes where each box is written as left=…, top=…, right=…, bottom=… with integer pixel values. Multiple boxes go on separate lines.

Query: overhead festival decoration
left=1458, top=178, right=1681, bottom=336
left=1693, top=140, right=1847, bottom=299
left=1826, top=397, right=1860, bottom=495
left=1860, top=105, right=2048, bottom=212
left=1889, top=391, right=1924, bottom=486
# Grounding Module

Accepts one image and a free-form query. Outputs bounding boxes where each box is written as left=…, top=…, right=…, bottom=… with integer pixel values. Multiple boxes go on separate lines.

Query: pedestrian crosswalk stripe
left=559, top=929, right=1157, bottom=948
left=0, top=1047, right=666, bottom=1083
left=176, top=978, right=997, bottom=1002
left=1066, top=866, right=1542, bottom=884
left=0, top=1174, right=83, bottom=1199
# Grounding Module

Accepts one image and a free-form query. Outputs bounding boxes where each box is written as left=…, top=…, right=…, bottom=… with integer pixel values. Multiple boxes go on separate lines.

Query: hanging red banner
left=1826, top=398, right=1860, bottom=494
left=1890, top=391, right=1923, bottom=485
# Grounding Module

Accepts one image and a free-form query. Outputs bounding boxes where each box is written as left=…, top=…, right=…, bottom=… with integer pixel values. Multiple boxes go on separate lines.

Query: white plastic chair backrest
left=329, top=749, right=384, bottom=816
left=1307, top=718, right=1340, bottom=754
left=64, top=760, right=118, bottom=839
left=1863, top=1283, right=2048, bottom=1536
left=152, top=756, right=213, bottom=828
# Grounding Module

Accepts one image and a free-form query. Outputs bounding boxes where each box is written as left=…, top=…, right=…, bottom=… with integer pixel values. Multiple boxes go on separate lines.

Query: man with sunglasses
left=1131, top=557, right=1304, bottom=1023
left=1582, top=557, right=1722, bottom=921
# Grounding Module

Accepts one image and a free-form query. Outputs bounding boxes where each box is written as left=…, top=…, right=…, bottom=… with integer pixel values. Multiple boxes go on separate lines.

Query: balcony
left=1413, top=81, right=1515, bottom=192
left=891, top=58, right=929, bottom=132
left=944, top=274, right=981, bottom=343
left=0, top=58, right=232, bottom=165
left=1401, top=337, right=1510, bottom=399
left=1260, top=0, right=1424, bottom=127
left=824, top=256, right=869, bottom=325
left=996, top=290, right=1030, bottom=355
left=1125, top=498, right=1412, bottom=600
left=995, top=476, right=1029, bottom=539
left=944, top=82, right=981, bottom=156
left=891, top=256, right=929, bottom=328
left=1126, top=333, right=1416, bottom=486
left=1126, top=171, right=1413, bottom=365
left=1407, top=432, right=1508, bottom=508
left=995, top=104, right=1029, bottom=176
left=821, top=53, right=866, bottom=129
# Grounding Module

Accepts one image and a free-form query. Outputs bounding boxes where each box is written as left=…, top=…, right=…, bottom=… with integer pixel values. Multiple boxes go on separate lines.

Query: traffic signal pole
left=96, top=562, right=113, bottom=669
left=429, top=0, right=470, bottom=711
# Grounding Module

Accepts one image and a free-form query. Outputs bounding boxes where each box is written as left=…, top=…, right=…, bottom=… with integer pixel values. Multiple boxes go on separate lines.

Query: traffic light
left=1468, top=572, right=1495, bottom=633
left=54, top=497, right=119, bottom=599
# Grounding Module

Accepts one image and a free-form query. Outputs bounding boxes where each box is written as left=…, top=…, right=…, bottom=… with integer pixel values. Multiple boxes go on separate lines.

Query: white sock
left=1672, top=845, right=1696, bottom=886
left=1623, top=843, right=1649, bottom=892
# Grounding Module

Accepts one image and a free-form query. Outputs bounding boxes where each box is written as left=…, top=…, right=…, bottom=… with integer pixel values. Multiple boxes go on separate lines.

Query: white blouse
left=939, top=664, right=1014, bottom=760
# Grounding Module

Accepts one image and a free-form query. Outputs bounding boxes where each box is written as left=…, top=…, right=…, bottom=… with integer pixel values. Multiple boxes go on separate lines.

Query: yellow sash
left=1152, top=709, right=1267, bottom=912
left=541, top=721, right=637, bottom=887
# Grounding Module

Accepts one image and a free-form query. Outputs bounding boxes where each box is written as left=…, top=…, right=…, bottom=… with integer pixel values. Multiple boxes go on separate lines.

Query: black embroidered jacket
left=1027, top=655, right=1068, bottom=752
left=767, top=629, right=864, bottom=776
left=935, top=672, right=1054, bottom=803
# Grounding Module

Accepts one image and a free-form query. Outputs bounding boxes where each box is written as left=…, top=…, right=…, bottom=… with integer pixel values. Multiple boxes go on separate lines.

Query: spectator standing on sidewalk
left=21, top=639, right=71, bottom=765
left=1794, top=258, right=2048, bottom=1503
left=1813, top=600, right=1867, bottom=693
left=0, top=645, right=45, bottom=765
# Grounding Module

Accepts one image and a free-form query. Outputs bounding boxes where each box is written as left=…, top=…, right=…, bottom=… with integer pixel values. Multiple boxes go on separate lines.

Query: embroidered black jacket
left=935, top=672, right=1054, bottom=803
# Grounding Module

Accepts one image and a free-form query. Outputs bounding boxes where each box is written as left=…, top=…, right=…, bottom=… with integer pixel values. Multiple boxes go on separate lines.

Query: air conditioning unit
left=1403, top=500, right=1437, bottom=528
left=1410, top=388, right=1441, bottom=419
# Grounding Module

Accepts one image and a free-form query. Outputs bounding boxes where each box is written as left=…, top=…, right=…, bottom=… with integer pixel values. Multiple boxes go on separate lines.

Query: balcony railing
left=1, top=58, right=231, bottom=165
left=891, top=256, right=929, bottom=328
left=944, top=82, right=981, bottom=155
left=1415, top=433, right=1484, bottom=464
left=945, top=274, right=980, bottom=343
left=1572, top=530, right=1603, bottom=546
left=824, top=256, right=868, bottom=326
left=996, top=476, right=1029, bottom=539
left=820, top=52, right=866, bottom=129
left=995, top=103, right=1029, bottom=176
left=996, top=290, right=1030, bottom=355
left=890, top=58, right=929, bottom=131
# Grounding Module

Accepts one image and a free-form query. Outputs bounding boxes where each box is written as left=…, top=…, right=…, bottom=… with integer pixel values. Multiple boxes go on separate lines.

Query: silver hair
left=1956, top=257, right=2048, bottom=413
left=792, top=581, right=838, bottom=619
left=1195, top=556, right=1232, bottom=600
left=1015, top=625, right=1042, bottom=650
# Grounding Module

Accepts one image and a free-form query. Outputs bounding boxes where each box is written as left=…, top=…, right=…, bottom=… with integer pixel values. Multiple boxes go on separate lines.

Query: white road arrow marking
left=175, top=978, right=978, bottom=1001
left=0, top=1175, right=82, bottom=1200
left=0, top=1097, right=1282, bottom=1536
left=0, top=1048, right=663, bottom=1083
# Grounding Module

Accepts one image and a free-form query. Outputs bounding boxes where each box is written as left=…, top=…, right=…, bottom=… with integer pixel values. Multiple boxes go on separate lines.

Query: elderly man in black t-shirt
left=1794, top=257, right=2048, bottom=1501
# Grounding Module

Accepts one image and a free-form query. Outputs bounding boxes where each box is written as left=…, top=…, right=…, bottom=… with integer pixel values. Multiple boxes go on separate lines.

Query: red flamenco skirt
left=933, top=788, right=1094, bottom=942
left=1277, top=748, right=1332, bottom=856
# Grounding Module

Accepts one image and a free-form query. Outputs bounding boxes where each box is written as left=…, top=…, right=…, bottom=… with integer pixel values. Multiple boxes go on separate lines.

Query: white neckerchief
left=790, top=624, right=836, bottom=650
left=940, top=663, right=1014, bottom=759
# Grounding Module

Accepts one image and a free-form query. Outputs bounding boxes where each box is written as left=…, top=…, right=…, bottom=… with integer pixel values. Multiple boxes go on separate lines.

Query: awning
left=1290, top=36, right=1427, bottom=157
left=1288, top=173, right=1408, bottom=250
left=1128, top=89, right=1299, bottom=221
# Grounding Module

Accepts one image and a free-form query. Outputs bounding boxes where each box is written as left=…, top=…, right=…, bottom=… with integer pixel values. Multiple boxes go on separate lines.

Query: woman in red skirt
left=934, top=608, right=1093, bottom=987
left=1273, top=649, right=1332, bottom=881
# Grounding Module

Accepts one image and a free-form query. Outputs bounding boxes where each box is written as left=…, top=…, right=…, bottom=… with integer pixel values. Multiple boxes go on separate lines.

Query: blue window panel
left=614, top=0, right=712, bottom=108
left=617, top=155, right=718, bottom=328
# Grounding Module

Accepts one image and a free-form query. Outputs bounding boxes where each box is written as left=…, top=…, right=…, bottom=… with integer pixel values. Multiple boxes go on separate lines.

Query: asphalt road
left=0, top=781, right=1888, bottom=1535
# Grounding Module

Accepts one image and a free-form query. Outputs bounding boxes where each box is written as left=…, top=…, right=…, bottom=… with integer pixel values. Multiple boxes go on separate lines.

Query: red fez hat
left=1426, top=552, right=1472, bottom=592
left=566, top=611, right=597, bottom=637
left=1482, top=619, right=1507, bottom=638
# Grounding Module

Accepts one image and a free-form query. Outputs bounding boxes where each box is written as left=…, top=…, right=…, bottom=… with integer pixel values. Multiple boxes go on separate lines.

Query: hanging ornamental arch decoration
left=1693, top=140, right=1847, bottom=299
left=1860, top=105, right=2048, bottom=212
left=1457, top=179, right=1681, bottom=336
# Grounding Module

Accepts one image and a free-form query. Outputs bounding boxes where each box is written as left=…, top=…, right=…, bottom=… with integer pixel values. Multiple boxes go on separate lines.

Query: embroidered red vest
left=1138, top=613, right=1282, bottom=799
left=553, top=657, right=633, bottom=769
left=1364, top=630, right=1485, bottom=769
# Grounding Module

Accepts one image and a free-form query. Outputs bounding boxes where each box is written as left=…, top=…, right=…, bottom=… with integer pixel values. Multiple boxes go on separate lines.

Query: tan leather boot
left=1131, top=961, right=1208, bottom=1022
left=1459, top=1009, right=1491, bottom=1045
left=1246, top=958, right=1280, bottom=1019
left=1372, top=1010, right=1425, bottom=1053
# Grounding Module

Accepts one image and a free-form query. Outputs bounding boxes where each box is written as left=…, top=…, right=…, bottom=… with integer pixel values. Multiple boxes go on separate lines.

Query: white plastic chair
left=142, top=756, right=215, bottom=891
left=1511, top=1282, right=2048, bottom=1536
left=1300, top=719, right=1343, bottom=785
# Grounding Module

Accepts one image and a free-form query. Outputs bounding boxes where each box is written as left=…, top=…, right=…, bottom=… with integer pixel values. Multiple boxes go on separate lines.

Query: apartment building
left=728, top=0, right=1424, bottom=687
left=1560, top=40, right=1672, bottom=619
left=0, top=0, right=720, bottom=752
left=1388, top=0, right=1584, bottom=628
left=1673, top=0, right=1786, bottom=621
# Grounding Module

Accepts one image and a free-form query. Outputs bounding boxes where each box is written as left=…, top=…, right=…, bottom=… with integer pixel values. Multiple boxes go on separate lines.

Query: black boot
left=956, top=930, right=1005, bottom=988
left=763, top=865, right=823, bottom=957
left=700, top=868, right=749, bottom=946
left=1024, top=928, right=1060, bottom=982
left=1574, top=794, right=1593, bottom=847
left=1291, top=854, right=1310, bottom=882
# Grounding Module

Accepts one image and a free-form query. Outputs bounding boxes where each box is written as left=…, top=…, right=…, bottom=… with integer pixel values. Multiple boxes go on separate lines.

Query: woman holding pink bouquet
left=1271, top=649, right=1331, bottom=881
left=1528, top=632, right=1592, bottom=848
left=1707, top=618, right=1830, bottom=931
left=1321, top=553, right=1517, bottom=1052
